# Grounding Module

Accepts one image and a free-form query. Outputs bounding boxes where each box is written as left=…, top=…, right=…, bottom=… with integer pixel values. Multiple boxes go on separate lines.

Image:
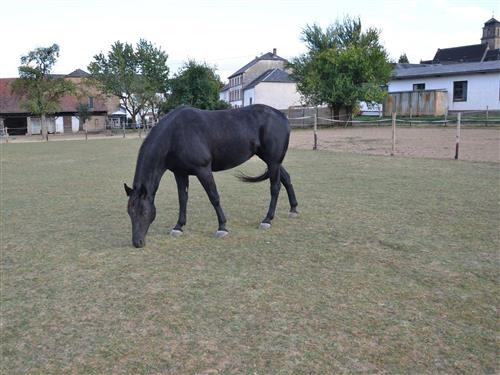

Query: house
left=219, top=49, right=301, bottom=110
left=0, top=69, right=120, bottom=136
left=386, top=61, right=500, bottom=114
left=385, top=18, right=500, bottom=115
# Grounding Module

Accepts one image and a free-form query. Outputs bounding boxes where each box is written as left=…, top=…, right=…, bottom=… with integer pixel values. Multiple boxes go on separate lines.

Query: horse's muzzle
left=133, top=238, right=145, bottom=248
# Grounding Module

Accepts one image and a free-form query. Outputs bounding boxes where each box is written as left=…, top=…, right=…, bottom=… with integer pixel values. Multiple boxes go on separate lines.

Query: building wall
left=86, top=115, right=107, bottom=132
left=66, top=76, right=120, bottom=114
left=252, top=82, right=301, bottom=110
left=243, top=88, right=255, bottom=106
left=388, top=72, right=500, bottom=111
left=219, top=90, right=229, bottom=102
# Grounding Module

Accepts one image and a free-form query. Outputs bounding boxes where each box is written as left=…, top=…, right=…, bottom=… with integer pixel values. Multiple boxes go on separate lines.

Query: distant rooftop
left=484, top=17, right=500, bottom=26
left=432, top=44, right=488, bottom=64
left=228, top=50, right=287, bottom=79
left=244, top=68, right=295, bottom=89
left=66, top=69, right=90, bottom=78
left=393, top=60, right=500, bottom=79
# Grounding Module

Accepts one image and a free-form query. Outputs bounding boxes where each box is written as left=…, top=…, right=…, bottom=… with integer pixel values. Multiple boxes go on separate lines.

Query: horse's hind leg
left=196, top=167, right=228, bottom=238
left=280, top=166, right=299, bottom=217
left=260, top=163, right=281, bottom=229
left=171, top=172, right=189, bottom=237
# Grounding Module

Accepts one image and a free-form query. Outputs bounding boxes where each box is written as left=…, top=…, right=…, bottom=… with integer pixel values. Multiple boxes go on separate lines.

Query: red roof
left=0, top=78, right=23, bottom=113
left=0, top=77, right=109, bottom=114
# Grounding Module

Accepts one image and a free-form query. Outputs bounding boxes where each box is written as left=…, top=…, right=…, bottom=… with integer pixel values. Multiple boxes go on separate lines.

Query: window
left=88, top=96, right=94, bottom=109
left=453, top=81, right=467, bottom=102
left=413, top=83, right=425, bottom=91
left=229, top=89, right=241, bottom=101
left=230, top=75, right=242, bottom=88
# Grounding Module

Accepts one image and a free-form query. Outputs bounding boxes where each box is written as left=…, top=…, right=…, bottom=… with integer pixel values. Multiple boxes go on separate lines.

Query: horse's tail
left=237, top=169, right=269, bottom=183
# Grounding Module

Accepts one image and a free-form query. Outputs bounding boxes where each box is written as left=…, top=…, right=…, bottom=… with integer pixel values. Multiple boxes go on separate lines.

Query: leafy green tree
left=88, top=39, right=169, bottom=124
left=289, top=17, right=392, bottom=118
left=135, top=39, right=170, bottom=123
left=163, top=60, right=230, bottom=113
left=11, top=43, right=75, bottom=139
left=398, top=53, right=409, bottom=63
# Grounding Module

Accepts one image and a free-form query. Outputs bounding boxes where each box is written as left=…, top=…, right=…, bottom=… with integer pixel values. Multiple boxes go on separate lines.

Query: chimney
left=273, top=48, right=277, bottom=55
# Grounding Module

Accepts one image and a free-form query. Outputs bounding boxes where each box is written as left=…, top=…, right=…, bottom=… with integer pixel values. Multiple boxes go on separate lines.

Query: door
left=55, top=117, right=64, bottom=133
left=71, top=116, right=79, bottom=132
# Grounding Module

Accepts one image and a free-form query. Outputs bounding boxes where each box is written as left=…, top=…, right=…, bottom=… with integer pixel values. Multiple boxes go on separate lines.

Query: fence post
left=313, top=112, right=318, bottom=150
left=455, top=112, right=461, bottom=160
left=391, top=112, right=396, bottom=156
left=486, top=106, right=489, bottom=127
left=123, top=120, right=126, bottom=138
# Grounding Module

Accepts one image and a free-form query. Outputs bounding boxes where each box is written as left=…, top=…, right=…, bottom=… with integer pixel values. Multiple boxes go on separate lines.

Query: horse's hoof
left=288, top=211, right=299, bottom=218
left=170, top=229, right=183, bottom=237
left=215, top=230, right=228, bottom=238
left=259, top=222, right=271, bottom=230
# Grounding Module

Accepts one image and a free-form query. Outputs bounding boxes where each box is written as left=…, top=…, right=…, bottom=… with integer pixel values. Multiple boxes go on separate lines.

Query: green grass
left=1, top=138, right=499, bottom=374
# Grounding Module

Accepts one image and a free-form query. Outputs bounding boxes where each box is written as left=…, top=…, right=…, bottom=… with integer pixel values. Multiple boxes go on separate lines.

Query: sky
left=1, top=0, right=498, bottom=82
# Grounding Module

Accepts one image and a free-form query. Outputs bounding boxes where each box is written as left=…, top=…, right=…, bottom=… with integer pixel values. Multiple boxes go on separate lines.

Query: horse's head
left=124, top=183, right=156, bottom=248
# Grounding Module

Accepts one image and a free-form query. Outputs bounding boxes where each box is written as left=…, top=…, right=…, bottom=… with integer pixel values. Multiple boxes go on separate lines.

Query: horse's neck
left=133, top=149, right=167, bottom=199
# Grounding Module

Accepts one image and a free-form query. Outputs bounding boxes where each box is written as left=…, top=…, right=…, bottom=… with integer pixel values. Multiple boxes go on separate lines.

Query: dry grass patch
left=1, top=139, right=498, bottom=373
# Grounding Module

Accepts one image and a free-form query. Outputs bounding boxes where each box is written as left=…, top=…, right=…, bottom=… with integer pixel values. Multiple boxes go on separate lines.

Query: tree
left=135, top=39, right=170, bottom=124
left=87, top=39, right=169, bottom=125
left=163, top=60, right=230, bottom=113
left=75, top=102, right=92, bottom=131
left=289, top=17, right=392, bottom=118
left=398, top=53, right=409, bottom=63
left=11, top=44, right=75, bottom=140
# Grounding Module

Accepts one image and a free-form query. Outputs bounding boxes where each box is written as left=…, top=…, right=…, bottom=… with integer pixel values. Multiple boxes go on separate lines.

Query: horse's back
left=159, top=105, right=291, bottom=171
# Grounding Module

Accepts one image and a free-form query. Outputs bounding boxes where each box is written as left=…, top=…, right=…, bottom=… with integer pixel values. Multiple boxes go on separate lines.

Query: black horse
left=124, top=104, right=298, bottom=248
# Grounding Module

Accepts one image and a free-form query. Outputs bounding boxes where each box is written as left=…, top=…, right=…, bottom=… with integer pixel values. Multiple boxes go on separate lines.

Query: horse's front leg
left=196, top=167, right=228, bottom=238
left=170, top=172, right=189, bottom=237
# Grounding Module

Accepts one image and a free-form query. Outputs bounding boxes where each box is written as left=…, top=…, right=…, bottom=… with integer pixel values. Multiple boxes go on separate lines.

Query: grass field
left=1, top=138, right=498, bottom=374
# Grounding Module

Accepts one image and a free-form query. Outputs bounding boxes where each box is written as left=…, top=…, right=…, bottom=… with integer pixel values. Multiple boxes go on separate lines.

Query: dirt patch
left=290, top=127, right=500, bottom=163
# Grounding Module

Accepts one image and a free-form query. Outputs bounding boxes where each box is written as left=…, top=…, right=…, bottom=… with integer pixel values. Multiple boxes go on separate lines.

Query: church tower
left=481, top=18, right=500, bottom=49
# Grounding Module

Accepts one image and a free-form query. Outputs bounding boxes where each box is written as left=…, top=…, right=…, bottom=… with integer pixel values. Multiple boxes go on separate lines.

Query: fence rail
left=285, top=110, right=499, bottom=161
left=286, top=109, right=500, bottom=128
left=2, top=110, right=499, bottom=161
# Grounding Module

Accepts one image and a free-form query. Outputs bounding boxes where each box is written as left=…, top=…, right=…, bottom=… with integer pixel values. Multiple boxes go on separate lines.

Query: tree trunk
left=41, top=113, right=48, bottom=141
left=79, top=118, right=84, bottom=132
left=333, top=106, right=340, bottom=121
left=345, top=105, right=353, bottom=127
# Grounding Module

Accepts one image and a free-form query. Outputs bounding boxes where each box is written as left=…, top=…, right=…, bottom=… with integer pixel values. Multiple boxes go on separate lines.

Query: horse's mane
left=133, top=107, right=189, bottom=187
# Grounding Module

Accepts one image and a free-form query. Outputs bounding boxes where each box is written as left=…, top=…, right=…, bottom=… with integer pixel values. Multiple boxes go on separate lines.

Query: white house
left=220, top=49, right=301, bottom=110
left=388, top=61, right=500, bottom=112
left=242, top=68, right=301, bottom=109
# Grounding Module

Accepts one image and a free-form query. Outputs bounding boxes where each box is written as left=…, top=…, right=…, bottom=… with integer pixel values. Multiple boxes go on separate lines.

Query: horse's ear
left=138, top=184, right=147, bottom=198
left=124, top=183, right=133, bottom=196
